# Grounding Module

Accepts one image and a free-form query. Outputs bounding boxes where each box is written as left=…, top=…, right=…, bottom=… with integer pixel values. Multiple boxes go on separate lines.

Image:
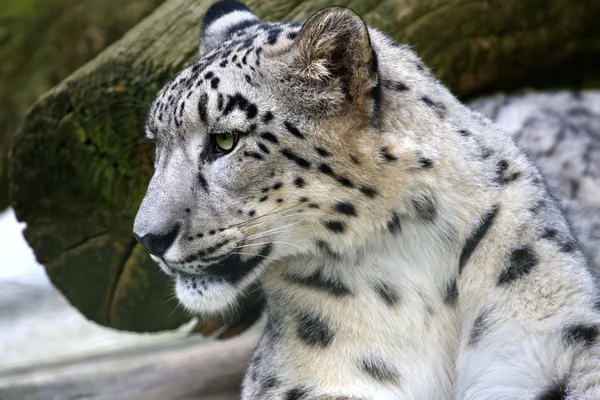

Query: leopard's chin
left=172, top=243, right=272, bottom=314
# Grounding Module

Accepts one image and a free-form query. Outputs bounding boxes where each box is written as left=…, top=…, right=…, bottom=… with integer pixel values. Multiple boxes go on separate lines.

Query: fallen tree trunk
left=0, top=0, right=165, bottom=211
left=9, top=0, right=600, bottom=333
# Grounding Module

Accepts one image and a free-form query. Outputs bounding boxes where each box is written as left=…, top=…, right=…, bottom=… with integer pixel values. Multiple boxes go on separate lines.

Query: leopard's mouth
left=164, top=242, right=273, bottom=284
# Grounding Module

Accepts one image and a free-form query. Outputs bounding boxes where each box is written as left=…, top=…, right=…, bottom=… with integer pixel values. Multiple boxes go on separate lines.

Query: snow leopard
left=133, top=1, right=600, bottom=398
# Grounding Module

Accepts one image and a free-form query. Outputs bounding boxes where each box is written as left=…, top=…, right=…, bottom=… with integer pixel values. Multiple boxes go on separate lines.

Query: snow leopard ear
left=291, top=7, right=378, bottom=104
left=200, top=0, right=260, bottom=55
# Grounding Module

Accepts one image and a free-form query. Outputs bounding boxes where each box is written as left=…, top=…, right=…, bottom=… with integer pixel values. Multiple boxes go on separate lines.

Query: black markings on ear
left=257, top=142, right=270, bottom=154
left=198, top=172, right=209, bottom=192
left=373, top=282, right=400, bottom=306
left=262, top=111, right=273, bottom=124
left=315, top=147, right=331, bottom=157
left=469, top=309, right=491, bottom=347
left=563, top=324, right=599, bottom=347
left=421, top=96, right=447, bottom=119
left=318, top=164, right=354, bottom=188
left=297, top=311, right=334, bottom=347
left=459, top=205, right=498, bottom=275
left=380, top=147, right=398, bottom=162
left=495, top=159, right=521, bottom=185
left=387, top=212, right=402, bottom=235
left=412, top=195, right=437, bottom=221
left=284, top=121, right=305, bottom=139
left=261, top=132, right=278, bottom=144
left=360, top=185, right=377, bottom=198
left=382, top=79, right=410, bottom=92
left=201, top=0, right=253, bottom=35
left=334, top=202, right=357, bottom=216
left=536, top=380, right=567, bottom=400
left=360, top=357, right=400, bottom=384
left=498, top=245, right=537, bottom=285
left=443, top=278, right=458, bottom=305
left=223, top=92, right=258, bottom=119
left=267, top=27, right=282, bottom=45
left=294, top=177, right=305, bottom=188
left=281, top=149, right=311, bottom=169
left=325, top=220, right=345, bottom=234
left=198, top=93, right=209, bottom=124
left=285, top=270, right=351, bottom=297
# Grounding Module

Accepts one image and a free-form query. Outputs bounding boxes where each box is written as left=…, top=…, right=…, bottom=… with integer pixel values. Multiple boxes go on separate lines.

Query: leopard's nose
left=134, top=224, right=180, bottom=257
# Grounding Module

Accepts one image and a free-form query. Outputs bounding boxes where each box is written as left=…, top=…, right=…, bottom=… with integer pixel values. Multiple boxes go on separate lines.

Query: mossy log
left=0, top=0, right=165, bottom=211
left=9, top=0, right=600, bottom=333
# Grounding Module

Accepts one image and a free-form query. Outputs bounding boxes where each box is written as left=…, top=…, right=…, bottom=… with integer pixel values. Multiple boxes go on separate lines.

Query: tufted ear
left=290, top=7, right=378, bottom=106
left=200, top=0, right=260, bottom=55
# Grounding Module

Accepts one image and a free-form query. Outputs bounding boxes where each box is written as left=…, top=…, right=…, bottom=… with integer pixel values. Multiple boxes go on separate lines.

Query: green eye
left=214, top=133, right=237, bottom=152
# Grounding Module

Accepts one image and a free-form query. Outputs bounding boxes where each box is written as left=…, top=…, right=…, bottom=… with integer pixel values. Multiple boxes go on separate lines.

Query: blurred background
left=1, top=0, right=599, bottom=399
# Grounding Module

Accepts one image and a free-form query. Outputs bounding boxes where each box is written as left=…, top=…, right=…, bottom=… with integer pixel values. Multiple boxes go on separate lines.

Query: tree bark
left=0, top=0, right=165, bottom=210
left=9, top=0, right=600, bottom=333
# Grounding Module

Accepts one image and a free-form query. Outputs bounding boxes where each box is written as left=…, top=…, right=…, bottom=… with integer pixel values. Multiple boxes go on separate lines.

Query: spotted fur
left=134, top=1, right=600, bottom=399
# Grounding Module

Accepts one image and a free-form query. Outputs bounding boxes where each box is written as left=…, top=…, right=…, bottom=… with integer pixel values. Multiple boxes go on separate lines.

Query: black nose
left=134, top=225, right=180, bottom=257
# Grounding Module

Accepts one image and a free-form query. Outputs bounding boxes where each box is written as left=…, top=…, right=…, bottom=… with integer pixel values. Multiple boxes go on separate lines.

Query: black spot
left=294, top=177, right=305, bottom=188
left=419, top=157, right=433, bottom=168
left=272, top=182, right=283, bottom=190
left=530, top=199, right=547, bottom=214
left=380, top=147, right=398, bottom=162
left=261, top=132, right=278, bottom=144
left=360, top=357, right=400, bottom=383
left=373, top=282, right=399, bottom=306
left=198, top=172, right=209, bottom=192
left=276, top=198, right=283, bottom=203
left=284, top=387, right=309, bottom=400
left=459, top=205, right=498, bottom=274
left=481, top=148, right=493, bottom=159
left=560, top=241, right=577, bottom=253
left=223, top=92, right=258, bottom=119
left=281, top=149, right=310, bottom=169
left=382, top=79, right=410, bottom=92
left=469, top=309, right=491, bottom=346
left=299, top=196, right=308, bottom=203
left=257, top=142, right=270, bottom=154
left=262, top=111, right=274, bottom=124
left=209, top=230, right=216, bottom=235
left=210, top=77, right=220, bottom=89
left=287, top=31, right=298, bottom=40
left=248, top=210, right=256, bottom=217
left=563, top=324, right=599, bottom=347
left=318, top=164, right=354, bottom=188
left=350, top=155, right=361, bottom=164
left=284, top=121, right=305, bottom=139
left=297, top=312, right=334, bottom=347
left=204, top=71, right=214, bottom=80
left=244, top=74, right=253, bottom=85
left=387, top=212, right=402, bottom=235
left=421, top=96, right=447, bottom=119
left=315, top=147, right=331, bottom=157
left=536, top=381, right=568, bottom=400
left=334, top=202, right=357, bottom=217
left=267, top=28, right=282, bottom=45
left=285, top=270, right=350, bottom=297
left=444, top=278, right=458, bottom=305
left=185, top=208, right=191, bottom=213
left=259, top=195, right=268, bottom=202
left=315, top=240, right=338, bottom=258
left=458, top=129, right=471, bottom=137
left=244, top=151, right=263, bottom=160
left=198, top=93, right=208, bottom=124
left=308, top=203, right=319, bottom=209
left=325, top=220, right=345, bottom=234
left=360, top=185, right=377, bottom=197
left=495, top=159, right=521, bottom=185
left=498, top=245, right=538, bottom=285
left=412, top=196, right=437, bottom=221
left=541, top=228, right=557, bottom=239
